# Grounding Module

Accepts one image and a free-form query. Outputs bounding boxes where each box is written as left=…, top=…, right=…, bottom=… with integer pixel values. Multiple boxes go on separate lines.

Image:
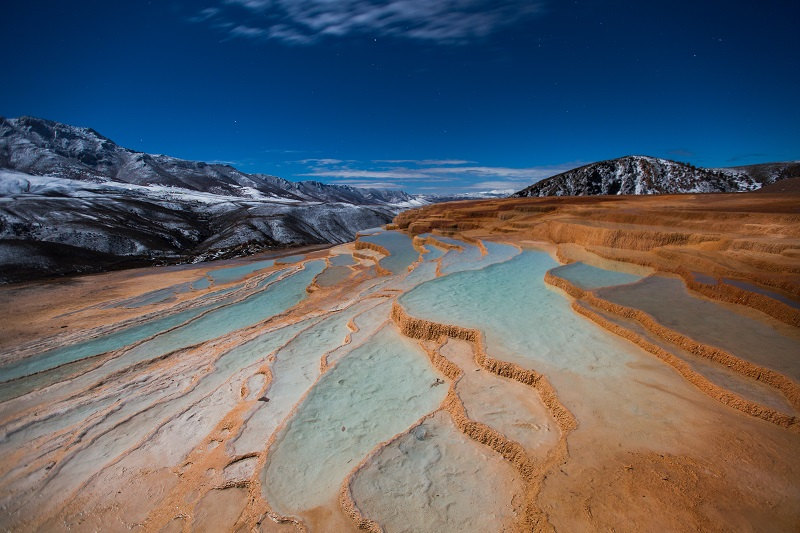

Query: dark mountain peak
left=510, top=155, right=789, bottom=198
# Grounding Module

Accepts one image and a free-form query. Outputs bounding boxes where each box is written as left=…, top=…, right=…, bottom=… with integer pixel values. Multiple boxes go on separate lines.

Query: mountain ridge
left=0, top=115, right=415, bottom=205
left=0, top=116, right=423, bottom=282
left=512, top=155, right=799, bottom=197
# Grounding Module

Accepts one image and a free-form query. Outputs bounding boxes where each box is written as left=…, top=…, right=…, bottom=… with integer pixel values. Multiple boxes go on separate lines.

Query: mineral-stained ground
left=0, top=192, right=798, bottom=532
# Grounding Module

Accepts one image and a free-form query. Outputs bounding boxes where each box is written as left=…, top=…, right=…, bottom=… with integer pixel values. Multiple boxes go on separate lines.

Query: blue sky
left=1, top=1, right=798, bottom=194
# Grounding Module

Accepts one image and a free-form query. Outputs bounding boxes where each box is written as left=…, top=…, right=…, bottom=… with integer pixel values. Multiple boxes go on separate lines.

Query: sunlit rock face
left=1, top=192, right=799, bottom=532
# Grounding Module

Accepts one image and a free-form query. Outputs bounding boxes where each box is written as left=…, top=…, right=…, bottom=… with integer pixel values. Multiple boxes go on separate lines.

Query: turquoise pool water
left=329, top=254, right=355, bottom=266
left=550, top=261, right=643, bottom=290
left=400, top=251, right=638, bottom=376
left=0, top=304, right=215, bottom=383
left=360, top=231, right=420, bottom=274
left=118, top=261, right=324, bottom=368
left=0, top=263, right=318, bottom=384
left=209, top=259, right=276, bottom=285
left=261, top=325, right=446, bottom=518
left=597, top=276, right=800, bottom=381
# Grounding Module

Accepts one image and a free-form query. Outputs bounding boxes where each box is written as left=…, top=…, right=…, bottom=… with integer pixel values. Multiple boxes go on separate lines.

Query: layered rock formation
left=0, top=192, right=798, bottom=532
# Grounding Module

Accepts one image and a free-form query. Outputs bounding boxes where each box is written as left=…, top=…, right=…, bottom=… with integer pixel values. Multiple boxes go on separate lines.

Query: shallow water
left=209, top=259, right=276, bottom=285
left=417, top=234, right=466, bottom=247
left=324, top=301, right=391, bottom=367
left=191, top=276, right=212, bottom=290
left=401, top=250, right=638, bottom=376
left=0, top=318, right=318, bottom=504
left=440, top=241, right=520, bottom=274
left=576, top=301, right=797, bottom=415
left=723, top=278, right=800, bottom=310
left=691, top=271, right=717, bottom=285
left=316, top=265, right=352, bottom=287
left=0, top=356, right=105, bottom=403
left=113, top=282, right=192, bottom=308
left=0, top=304, right=215, bottom=383
left=359, top=231, right=419, bottom=274
left=350, top=411, right=523, bottom=533
left=550, top=261, right=642, bottom=290
left=275, top=254, right=305, bottom=264
left=118, top=261, right=324, bottom=369
left=3, top=234, right=799, bottom=532
left=0, top=272, right=288, bottom=385
left=441, top=338, right=559, bottom=456
left=419, top=244, right=444, bottom=261
left=597, top=276, right=800, bottom=381
left=230, top=302, right=377, bottom=456
left=330, top=254, right=355, bottom=266
left=261, top=325, right=447, bottom=519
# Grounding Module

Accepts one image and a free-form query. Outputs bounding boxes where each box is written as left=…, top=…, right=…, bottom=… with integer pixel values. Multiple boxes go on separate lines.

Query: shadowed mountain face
left=512, top=155, right=800, bottom=197
left=0, top=116, right=415, bottom=204
left=0, top=116, right=423, bottom=283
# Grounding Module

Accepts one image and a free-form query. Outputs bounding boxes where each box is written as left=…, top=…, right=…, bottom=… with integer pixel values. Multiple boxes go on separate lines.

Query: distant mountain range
left=2, top=116, right=797, bottom=282
left=512, top=155, right=799, bottom=197
left=0, top=116, right=424, bottom=282
left=0, top=116, right=418, bottom=204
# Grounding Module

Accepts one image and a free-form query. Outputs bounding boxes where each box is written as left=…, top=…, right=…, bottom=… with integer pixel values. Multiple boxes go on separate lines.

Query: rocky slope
left=0, top=116, right=423, bottom=282
left=512, top=155, right=798, bottom=197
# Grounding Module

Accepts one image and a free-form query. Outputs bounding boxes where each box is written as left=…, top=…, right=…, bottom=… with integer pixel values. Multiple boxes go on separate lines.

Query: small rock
left=258, top=396, right=270, bottom=402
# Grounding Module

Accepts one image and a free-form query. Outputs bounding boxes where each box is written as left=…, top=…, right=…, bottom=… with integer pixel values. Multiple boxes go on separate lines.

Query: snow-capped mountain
left=0, top=116, right=425, bottom=282
left=511, top=155, right=798, bottom=197
left=0, top=116, right=416, bottom=204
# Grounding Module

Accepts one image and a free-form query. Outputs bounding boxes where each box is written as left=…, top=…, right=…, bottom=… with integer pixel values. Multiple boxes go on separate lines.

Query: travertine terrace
left=1, top=192, right=799, bottom=532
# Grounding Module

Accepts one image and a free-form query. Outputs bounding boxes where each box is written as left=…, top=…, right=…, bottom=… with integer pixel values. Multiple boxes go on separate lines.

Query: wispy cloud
left=333, top=180, right=403, bottom=189
left=192, top=1, right=545, bottom=45
left=206, top=159, right=243, bottom=166
left=372, top=159, right=476, bottom=165
left=290, top=157, right=581, bottom=193
left=299, top=169, right=434, bottom=179
left=188, top=7, right=221, bottom=22
left=229, top=24, right=269, bottom=38
left=296, top=158, right=347, bottom=165
left=467, top=180, right=525, bottom=190
left=418, top=165, right=555, bottom=179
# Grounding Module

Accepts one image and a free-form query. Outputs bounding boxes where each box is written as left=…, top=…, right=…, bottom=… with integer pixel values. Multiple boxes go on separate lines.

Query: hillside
left=0, top=117, right=423, bottom=282
left=512, top=155, right=797, bottom=197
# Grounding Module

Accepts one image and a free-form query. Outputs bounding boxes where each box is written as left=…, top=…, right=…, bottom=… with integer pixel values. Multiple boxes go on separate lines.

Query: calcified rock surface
left=1, top=192, right=799, bottom=532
